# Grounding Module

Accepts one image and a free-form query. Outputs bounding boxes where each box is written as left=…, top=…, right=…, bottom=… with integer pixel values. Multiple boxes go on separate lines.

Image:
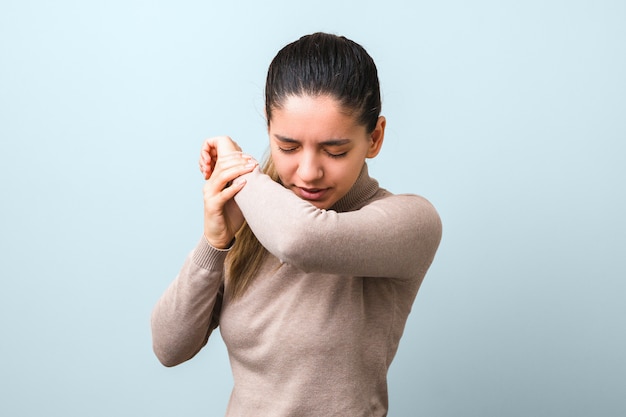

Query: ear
left=366, top=116, right=386, bottom=158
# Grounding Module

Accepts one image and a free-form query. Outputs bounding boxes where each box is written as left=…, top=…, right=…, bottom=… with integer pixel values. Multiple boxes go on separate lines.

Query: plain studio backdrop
left=1, top=1, right=624, bottom=416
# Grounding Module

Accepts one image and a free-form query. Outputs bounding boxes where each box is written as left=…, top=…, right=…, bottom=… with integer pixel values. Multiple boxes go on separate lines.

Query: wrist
left=203, top=233, right=235, bottom=250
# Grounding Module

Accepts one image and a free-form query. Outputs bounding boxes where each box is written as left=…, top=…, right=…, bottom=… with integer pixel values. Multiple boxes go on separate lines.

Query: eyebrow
left=274, top=134, right=351, bottom=146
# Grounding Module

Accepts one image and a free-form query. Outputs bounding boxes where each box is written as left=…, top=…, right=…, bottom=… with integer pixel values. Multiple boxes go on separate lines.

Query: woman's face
left=268, top=95, right=385, bottom=209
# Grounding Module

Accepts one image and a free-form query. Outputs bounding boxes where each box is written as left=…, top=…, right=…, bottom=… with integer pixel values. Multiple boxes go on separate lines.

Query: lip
left=295, top=186, right=330, bottom=201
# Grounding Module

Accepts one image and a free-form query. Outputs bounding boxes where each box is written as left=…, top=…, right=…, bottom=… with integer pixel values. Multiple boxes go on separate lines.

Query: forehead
left=269, top=95, right=363, bottom=139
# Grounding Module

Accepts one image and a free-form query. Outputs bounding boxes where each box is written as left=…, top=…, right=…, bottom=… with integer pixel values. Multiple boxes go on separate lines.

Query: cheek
left=336, top=157, right=367, bottom=187
left=270, top=151, right=293, bottom=181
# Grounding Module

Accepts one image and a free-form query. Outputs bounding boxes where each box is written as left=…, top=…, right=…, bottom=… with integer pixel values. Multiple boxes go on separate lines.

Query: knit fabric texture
left=152, top=164, right=442, bottom=416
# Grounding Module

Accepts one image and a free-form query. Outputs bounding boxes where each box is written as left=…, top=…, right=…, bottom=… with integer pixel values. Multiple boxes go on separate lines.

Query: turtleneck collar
left=330, top=163, right=380, bottom=213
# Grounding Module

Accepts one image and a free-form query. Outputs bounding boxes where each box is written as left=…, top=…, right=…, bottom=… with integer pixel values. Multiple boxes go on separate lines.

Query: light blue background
left=1, top=1, right=624, bottom=416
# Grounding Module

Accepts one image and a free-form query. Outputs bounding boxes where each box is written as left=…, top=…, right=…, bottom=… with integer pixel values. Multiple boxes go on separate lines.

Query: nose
left=296, top=151, right=323, bottom=183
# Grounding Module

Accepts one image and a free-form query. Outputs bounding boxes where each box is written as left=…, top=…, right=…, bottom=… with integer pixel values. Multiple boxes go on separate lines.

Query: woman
left=152, top=32, right=442, bottom=416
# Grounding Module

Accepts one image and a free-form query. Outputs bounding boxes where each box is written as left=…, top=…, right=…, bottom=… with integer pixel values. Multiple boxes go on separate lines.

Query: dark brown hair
left=265, top=32, right=381, bottom=132
left=226, top=33, right=382, bottom=299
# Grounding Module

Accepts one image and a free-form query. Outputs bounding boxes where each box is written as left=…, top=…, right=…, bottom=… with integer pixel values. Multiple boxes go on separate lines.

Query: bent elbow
left=273, top=235, right=317, bottom=272
left=153, top=344, right=188, bottom=368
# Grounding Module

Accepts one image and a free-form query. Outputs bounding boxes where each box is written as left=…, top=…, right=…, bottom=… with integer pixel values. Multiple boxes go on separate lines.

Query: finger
left=200, top=138, right=218, bottom=169
left=202, top=177, right=246, bottom=212
left=201, top=137, right=217, bottom=154
left=200, top=161, right=213, bottom=180
left=202, top=153, right=215, bottom=170
left=206, top=159, right=257, bottom=194
left=218, top=177, right=247, bottom=201
left=199, top=135, right=254, bottom=182
left=214, top=152, right=253, bottom=175
left=209, top=154, right=243, bottom=180
left=202, top=150, right=241, bottom=180
left=200, top=136, right=246, bottom=168
left=199, top=160, right=211, bottom=180
left=217, top=158, right=256, bottom=182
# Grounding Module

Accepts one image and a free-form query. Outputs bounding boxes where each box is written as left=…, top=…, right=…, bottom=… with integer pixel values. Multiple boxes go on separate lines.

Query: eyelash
left=278, top=147, right=297, bottom=154
left=278, top=147, right=347, bottom=159
left=326, top=151, right=347, bottom=159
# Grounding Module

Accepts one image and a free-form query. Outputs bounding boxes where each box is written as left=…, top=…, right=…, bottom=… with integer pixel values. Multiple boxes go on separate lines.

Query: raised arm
left=234, top=167, right=442, bottom=279
left=152, top=136, right=257, bottom=366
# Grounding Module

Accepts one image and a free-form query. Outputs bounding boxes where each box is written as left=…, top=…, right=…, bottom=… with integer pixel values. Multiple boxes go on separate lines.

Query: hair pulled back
left=265, top=32, right=381, bottom=132
left=226, top=33, right=381, bottom=299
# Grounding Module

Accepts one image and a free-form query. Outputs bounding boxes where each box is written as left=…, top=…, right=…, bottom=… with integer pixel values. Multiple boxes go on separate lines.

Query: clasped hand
left=199, top=136, right=257, bottom=249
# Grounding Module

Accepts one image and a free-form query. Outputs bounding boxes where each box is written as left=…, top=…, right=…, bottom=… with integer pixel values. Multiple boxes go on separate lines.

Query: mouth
left=295, top=186, right=330, bottom=201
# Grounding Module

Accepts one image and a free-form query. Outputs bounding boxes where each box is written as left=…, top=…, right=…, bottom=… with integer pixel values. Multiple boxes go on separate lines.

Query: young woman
left=152, top=32, right=442, bottom=416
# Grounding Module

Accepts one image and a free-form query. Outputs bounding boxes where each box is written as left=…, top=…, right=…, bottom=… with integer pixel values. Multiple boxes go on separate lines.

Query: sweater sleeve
left=151, top=237, right=228, bottom=367
left=234, top=168, right=442, bottom=279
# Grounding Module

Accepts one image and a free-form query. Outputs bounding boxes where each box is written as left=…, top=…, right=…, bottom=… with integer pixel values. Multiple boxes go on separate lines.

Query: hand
left=200, top=136, right=257, bottom=248
left=199, top=136, right=242, bottom=180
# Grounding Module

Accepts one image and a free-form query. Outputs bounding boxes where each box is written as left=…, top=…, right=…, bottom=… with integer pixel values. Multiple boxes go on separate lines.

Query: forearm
left=151, top=238, right=228, bottom=366
left=234, top=169, right=442, bottom=278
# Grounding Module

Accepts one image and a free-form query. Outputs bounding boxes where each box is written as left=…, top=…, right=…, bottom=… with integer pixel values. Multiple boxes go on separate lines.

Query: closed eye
left=278, top=146, right=298, bottom=154
left=325, top=150, right=348, bottom=158
left=273, top=134, right=351, bottom=158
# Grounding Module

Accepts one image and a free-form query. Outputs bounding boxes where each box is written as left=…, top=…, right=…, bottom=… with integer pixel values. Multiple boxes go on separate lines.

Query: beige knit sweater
left=151, top=164, right=442, bottom=416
